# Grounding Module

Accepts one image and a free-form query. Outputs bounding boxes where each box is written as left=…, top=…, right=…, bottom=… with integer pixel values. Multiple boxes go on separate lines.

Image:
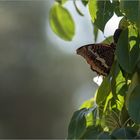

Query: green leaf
left=126, top=72, right=140, bottom=108
left=109, top=61, right=120, bottom=98
left=120, top=1, right=140, bottom=35
left=97, top=132, right=111, bottom=139
left=116, top=94, right=124, bottom=111
left=85, top=110, right=95, bottom=127
left=81, top=0, right=88, bottom=6
left=93, top=24, right=99, bottom=42
left=127, top=26, right=139, bottom=72
left=112, top=0, right=123, bottom=17
left=117, top=83, right=127, bottom=96
left=80, top=98, right=94, bottom=109
left=120, top=1, right=140, bottom=27
left=104, top=107, right=120, bottom=130
left=88, top=0, right=114, bottom=31
left=86, top=107, right=98, bottom=127
left=111, top=127, right=137, bottom=139
left=96, top=76, right=111, bottom=105
left=81, top=125, right=102, bottom=139
left=101, top=36, right=113, bottom=45
left=137, top=60, right=140, bottom=74
left=127, top=85, right=140, bottom=123
left=88, top=0, right=97, bottom=23
left=119, top=104, right=130, bottom=127
left=129, top=29, right=140, bottom=72
left=73, top=0, right=84, bottom=16
left=101, top=92, right=113, bottom=113
left=116, top=28, right=130, bottom=73
left=115, top=70, right=126, bottom=95
left=80, top=99, right=98, bottom=127
left=129, top=45, right=140, bottom=73
left=55, top=0, right=67, bottom=5
left=116, top=26, right=139, bottom=74
left=119, top=17, right=129, bottom=29
left=49, top=2, right=75, bottom=41
left=89, top=0, right=114, bottom=31
left=67, top=108, right=87, bottom=139
left=129, top=72, right=140, bottom=92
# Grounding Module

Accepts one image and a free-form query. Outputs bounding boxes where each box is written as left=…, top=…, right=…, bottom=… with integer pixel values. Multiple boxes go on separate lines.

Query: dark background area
left=0, top=1, right=96, bottom=138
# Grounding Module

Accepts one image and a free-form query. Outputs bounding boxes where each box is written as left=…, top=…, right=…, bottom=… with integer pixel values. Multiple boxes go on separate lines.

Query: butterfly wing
left=76, top=43, right=115, bottom=76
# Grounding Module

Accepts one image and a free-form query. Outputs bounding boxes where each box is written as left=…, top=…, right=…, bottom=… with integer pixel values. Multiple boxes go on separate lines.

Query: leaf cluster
left=49, top=0, right=140, bottom=139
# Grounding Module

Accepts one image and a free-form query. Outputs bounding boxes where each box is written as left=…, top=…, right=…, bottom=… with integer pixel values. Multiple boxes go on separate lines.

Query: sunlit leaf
left=129, top=25, right=139, bottom=48
left=80, top=99, right=98, bottom=127
left=111, top=127, right=137, bottom=139
left=116, top=94, right=124, bottom=111
left=115, top=70, right=126, bottom=94
left=96, top=76, right=111, bottom=105
left=85, top=111, right=94, bottom=127
left=101, top=36, right=113, bottom=45
left=88, top=0, right=97, bottom=23
left=117, top=83, right=127, bottom=96
left=86, top=107, right=98, bottom=127
left=80, top=98, right=94, bottom=109
left=127, top=85, right=140, bottom=123
left=49, top=2, right=75, bottom=41
left=55, top=0, right=67, bottom=5
left=67, top=108, right=87, bottom=139
left=102, top=92, right=113, bottom=113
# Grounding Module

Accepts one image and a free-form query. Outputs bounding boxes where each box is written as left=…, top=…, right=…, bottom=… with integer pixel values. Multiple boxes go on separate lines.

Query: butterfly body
left=76, top=43, right=116, bottom=76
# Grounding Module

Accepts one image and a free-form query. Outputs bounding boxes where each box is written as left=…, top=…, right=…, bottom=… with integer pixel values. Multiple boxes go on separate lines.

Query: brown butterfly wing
left=93, top=43, right=115, bottom=67
left=76, top=43, right=115, bottom=76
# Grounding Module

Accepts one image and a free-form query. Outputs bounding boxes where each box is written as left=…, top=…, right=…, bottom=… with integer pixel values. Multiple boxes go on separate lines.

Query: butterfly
left=76, top=29, right=122, bottom=76
left=76, top=43, right=115, bottom=76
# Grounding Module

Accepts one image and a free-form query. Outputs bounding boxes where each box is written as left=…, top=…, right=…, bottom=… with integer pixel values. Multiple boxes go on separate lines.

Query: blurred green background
left=0, top=0, right=99, bottom=138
